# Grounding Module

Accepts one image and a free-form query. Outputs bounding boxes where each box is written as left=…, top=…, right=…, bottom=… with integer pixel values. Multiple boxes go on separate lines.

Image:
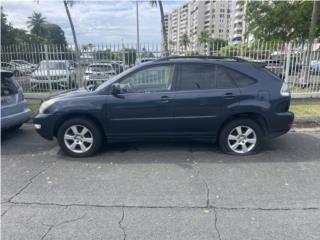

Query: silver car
left=1, top=71, right=32, bottom=131
left=84, top=63, right=117, bottom=91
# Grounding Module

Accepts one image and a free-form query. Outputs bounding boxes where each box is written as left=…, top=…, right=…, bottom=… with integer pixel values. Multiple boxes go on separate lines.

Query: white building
left=165, top=0, right=237, bottom=53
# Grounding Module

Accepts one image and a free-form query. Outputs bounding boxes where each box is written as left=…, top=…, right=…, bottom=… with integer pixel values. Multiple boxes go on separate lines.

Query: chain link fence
left=1, top=41, right=320, bottom=97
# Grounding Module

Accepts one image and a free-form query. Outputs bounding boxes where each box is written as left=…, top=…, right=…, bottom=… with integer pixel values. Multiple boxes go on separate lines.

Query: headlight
left=39, top=99, right=56, bottom=114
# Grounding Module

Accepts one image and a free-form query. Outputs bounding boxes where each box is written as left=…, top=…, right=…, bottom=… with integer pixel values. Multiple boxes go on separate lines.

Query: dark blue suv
left=33, top=57, right=294, bottom=157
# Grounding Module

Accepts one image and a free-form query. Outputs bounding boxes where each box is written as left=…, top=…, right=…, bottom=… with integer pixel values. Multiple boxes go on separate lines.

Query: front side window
left=119, top=65, right=175, bottom=93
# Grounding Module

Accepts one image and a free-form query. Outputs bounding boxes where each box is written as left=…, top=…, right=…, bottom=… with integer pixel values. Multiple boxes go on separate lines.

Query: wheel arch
left=218, top=112, right=269, bottom=139
left=53, top=112, right=105, bottom=138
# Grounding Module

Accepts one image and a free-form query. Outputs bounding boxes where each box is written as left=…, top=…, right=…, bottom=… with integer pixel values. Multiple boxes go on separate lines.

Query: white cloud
left=2, top=0, right=186, bottom=45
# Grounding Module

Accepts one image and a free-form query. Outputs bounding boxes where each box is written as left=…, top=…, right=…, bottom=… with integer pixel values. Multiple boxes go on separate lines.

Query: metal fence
left=1, top=41, right=320, bottom=97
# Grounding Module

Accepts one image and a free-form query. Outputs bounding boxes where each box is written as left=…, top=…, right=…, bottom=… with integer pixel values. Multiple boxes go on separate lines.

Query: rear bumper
left=267, top=112, right=294, bottom=138
left=33, top=113, right=57, bottom=140
left=1, top=108, right=32, bottom=129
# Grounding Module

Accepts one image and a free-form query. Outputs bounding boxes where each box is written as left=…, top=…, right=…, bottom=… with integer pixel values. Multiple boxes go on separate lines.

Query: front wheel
left=219, top=118, right=262, bottom=155
left=57, top=118, right=103, bottom=157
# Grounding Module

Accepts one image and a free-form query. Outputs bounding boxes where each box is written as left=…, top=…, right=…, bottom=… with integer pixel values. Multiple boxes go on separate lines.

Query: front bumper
left=267, top=112, right=294, bottom=138
left=33, top=113, right=57, bottom=140
left=30, top=78, right=69, bottom=89
left=1, top=108, right=32, bottom=130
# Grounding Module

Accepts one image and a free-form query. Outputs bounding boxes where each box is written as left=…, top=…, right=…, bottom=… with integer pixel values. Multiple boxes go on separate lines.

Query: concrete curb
left=293, top=116, right=320, bottom=129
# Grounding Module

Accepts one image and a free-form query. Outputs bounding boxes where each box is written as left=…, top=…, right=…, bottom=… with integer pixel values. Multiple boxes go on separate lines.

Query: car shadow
left=58, top=132, right=320, bottom=164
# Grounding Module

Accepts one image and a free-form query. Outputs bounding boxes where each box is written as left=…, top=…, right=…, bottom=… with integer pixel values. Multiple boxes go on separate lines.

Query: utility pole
left=136, top=1, right=140, bottom=62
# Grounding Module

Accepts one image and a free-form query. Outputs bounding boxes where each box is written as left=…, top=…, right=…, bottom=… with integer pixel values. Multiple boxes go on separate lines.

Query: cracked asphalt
left=1, top=124, right=320, bottom=240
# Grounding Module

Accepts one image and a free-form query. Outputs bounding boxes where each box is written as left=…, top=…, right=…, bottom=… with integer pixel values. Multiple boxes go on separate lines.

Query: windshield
left=39, top=61, right=67, bottom=70
left=95, top=64, right=141, bottom=91
left=88, top=65, right=112, bottom=72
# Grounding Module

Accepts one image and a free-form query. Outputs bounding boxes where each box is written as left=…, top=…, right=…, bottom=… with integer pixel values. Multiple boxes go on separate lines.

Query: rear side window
left=227, top=69, right=256, bottom=87
left=178, top=64, right=215, bottom=90
left=215, top=65, right=237, bottom=89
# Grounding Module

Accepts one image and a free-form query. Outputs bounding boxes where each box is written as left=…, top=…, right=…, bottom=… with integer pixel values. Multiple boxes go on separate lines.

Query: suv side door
left=172, top=62, right=241, bottom=137
left=106, top=64, right=177, bottom=139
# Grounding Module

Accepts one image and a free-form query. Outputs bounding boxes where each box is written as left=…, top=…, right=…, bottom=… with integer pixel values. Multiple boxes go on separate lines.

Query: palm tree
left=150, top=0, right=169, bottom=56
left=180, top=33, right=190, bottom=52
left=63, top=0, right=80, bottom=60
left=26, top=12, right=47, bottom=36
left=198, top=31, right=211, bottom=54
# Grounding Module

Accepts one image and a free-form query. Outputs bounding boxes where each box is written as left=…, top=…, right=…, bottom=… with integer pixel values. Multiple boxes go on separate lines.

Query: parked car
left=10, top=60, right=37, bottom=75
left=135, top=58, right=156, bottom=65
left=1, top=70, right=32, bottom=131
left=33, top=56, right=294, bottom=157
left=1, top=62, right=18, bottom=75
left=310, top=60, right=320, bottom=74
left=84, top=63, right=118, bottom=91
left=30, top=60, right=76, bottom=90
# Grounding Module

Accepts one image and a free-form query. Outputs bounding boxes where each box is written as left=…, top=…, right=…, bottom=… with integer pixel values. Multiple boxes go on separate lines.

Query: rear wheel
left=219, top=118, right=262, bottom=155
left=57, top=118, right=102, bottom=157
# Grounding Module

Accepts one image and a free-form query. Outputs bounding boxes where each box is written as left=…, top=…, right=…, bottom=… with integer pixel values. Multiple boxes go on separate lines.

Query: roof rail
left=155, top=56, right=248, bottom=62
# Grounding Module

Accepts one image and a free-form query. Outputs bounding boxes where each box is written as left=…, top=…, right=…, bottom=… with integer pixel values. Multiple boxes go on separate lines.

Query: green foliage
left=198, top=31, right=210, bottom=45
left=245, top=1, right=319, bottom=42
left=180, top=33, right=190, bottom=49
left=26, top=11, right=47, bottom=36
left=1, top=8, right=67, bottom=45
left=43, top=23, right=67, bottom=45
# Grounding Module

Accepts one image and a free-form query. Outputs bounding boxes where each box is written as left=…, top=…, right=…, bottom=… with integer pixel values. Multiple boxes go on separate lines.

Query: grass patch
left=28, top=103, right=40, bottom=114
left=290, top=104, right=320, bottom=117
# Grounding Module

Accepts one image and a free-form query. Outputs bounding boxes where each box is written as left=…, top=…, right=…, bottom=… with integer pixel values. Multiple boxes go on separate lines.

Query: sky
left=2, top=0, right=186, bottom=46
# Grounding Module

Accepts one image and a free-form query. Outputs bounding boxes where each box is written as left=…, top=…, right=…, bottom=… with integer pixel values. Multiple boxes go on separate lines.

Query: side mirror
left=111, top=83, right=121, bottom=95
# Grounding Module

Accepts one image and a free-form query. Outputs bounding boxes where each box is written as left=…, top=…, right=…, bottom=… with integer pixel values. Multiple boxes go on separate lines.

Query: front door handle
left=160, top=96, right=170, bottom=103
left=224, top=92, right=235, bottom=99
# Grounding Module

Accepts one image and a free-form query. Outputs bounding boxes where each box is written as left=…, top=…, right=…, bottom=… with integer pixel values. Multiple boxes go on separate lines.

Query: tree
left=1, top=7, right=16, bottom=45
left=198, top=31, right=210, bottom=46
left=150, top=0, right=168, bottom=56
left=180, top=33, right=190, bottom=51
left=208, top=38, right=228, bottom=54
left=26, top=12, right=47, bottom=36
left=43, top=23, right=67, bottom=45
left=245, top=1, right=320, bottom=42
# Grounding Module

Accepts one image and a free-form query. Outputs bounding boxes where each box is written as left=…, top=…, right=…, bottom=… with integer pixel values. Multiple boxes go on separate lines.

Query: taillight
left=280, top=82, right=290, bottom=97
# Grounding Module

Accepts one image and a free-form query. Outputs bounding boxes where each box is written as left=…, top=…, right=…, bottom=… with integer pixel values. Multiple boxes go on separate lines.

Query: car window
left=177, top=63, right=215, bottom=90
left=39, top=61, right=67, bottom=70
left=89, top=65, right=112, bottom=72
left=215, top=65, right=238, bottom=89
left=227, top=69, right=256, bottom=87
left=119, top=65, right=175, bottom=93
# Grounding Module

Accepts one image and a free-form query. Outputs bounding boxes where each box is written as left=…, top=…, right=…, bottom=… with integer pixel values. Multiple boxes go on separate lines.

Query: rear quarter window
left=226, top=68, right=257, bottom=87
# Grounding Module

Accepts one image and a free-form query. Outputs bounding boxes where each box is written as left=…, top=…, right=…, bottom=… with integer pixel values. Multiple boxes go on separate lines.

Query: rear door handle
left=160, top=96, right=170, bottom=103
left=224, top=92, right=235, bottom=99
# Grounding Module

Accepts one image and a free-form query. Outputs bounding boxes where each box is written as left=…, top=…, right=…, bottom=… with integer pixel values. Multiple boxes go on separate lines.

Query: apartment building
left=232, top=0, right=248, bottom=43
left=165, top=0, right=236, bottom=53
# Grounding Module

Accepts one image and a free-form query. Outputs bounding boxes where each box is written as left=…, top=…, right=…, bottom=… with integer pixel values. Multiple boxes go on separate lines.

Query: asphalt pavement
left=1, top=124, right=320, bottom=240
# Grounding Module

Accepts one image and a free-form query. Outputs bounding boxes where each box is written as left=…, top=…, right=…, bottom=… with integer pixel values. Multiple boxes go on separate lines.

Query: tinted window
left=227, top=69, right=256, bottom=87
left=89, top=65, right=112, bottom=72
left=178, top=64, right=215, bottom=90
left=119, top=65, right=175, bottom=93
left=215, top=65, right=237, bottom=89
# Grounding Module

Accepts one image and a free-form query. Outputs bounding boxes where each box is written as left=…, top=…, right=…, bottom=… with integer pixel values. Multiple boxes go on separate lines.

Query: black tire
left=8, top=123, right=23, bottom=131
left=219, top=118, right=263, bottom=155
left=57, top=118, right=103, bottom=157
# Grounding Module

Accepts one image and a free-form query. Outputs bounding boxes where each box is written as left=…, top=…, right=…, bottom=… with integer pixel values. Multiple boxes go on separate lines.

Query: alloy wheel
left=227, top=125, right=257, bottom=154
left=64, top=125, right=93, bottom=154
